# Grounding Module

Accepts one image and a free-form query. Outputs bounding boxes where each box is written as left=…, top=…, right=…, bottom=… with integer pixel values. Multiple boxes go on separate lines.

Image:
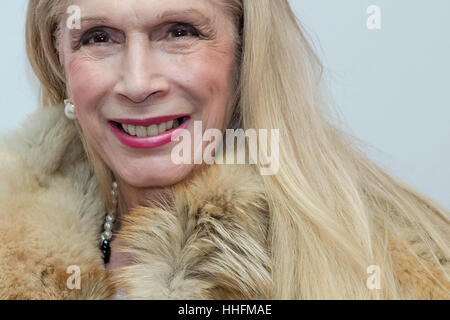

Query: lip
left=108, top=115, right=191, bottom=149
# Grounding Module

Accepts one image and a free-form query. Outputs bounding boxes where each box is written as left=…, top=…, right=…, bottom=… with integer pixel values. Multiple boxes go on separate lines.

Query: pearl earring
left=64, top=99, right=77, bottom=120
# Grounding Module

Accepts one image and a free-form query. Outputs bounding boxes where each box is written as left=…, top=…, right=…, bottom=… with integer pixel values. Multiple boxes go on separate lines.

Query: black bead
left=101, top=239, right=109, bottom=250
left=100, top=239, right=111, bottom=264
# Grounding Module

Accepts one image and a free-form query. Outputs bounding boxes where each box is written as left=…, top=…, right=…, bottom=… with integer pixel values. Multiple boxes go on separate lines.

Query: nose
left=114, top=36, right=169, bottom=104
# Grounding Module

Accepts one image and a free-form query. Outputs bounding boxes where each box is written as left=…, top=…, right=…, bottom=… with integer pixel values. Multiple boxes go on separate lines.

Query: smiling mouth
left=109, top=116, right=190, bottom=138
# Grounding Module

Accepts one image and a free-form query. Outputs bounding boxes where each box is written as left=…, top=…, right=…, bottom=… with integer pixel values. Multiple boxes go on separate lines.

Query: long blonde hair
left=26, top=0, right=449, bottom=299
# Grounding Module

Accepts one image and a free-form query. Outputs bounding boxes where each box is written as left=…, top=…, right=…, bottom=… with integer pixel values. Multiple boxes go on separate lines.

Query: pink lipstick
left=108, top=115, right=191, bottom=149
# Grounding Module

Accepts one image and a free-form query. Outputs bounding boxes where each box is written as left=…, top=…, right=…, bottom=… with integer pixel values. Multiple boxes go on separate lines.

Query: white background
left=1, top=0, right=449, bottom=209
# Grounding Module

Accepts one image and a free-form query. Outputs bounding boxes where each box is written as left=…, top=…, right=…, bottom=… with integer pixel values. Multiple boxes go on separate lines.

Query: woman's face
left=58, top=0, right=237, bottom=188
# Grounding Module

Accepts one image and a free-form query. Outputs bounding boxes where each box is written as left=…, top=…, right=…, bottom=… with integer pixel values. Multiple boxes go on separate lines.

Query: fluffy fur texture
left=111, top=161, right=271, bottom=299
left=0, top=106, right=448, bottom=299
left=0, top=107, right=112, bottom=299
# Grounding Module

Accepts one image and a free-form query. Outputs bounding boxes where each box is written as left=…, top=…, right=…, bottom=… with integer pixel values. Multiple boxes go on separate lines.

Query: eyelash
left=80, top=29, right=110, bottom=46
left=74, top=23, right=203, bottom=49
left=167, top=23, right=202, bottom=40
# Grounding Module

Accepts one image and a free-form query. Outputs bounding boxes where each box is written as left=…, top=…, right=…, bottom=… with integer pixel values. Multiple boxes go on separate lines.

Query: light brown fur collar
left=0, top=106, right=271, bottom=299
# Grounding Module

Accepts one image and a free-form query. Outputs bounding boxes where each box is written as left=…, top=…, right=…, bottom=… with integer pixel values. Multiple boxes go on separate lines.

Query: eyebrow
left=68, top=16, right=109, bottom=38
left=74, top=8, right=213, bottom=29
left=78, top=16, right=109, bottom=25
left=155, top=8, right=212, bottom=24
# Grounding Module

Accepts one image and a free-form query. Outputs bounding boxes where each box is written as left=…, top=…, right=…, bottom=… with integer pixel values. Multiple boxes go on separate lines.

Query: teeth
left=147, top=125, right=158, bottom=137
left=120, top=118, right=182, bottom=137
left=127, top=124, right=136, bottom=136
left=158, top=122, right=166, bottom=134
left=136, top=126, right=147, bottom=137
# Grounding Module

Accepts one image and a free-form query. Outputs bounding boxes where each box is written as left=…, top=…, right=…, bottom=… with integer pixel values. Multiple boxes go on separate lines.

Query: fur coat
left=0, top=106, right=448, bottom=300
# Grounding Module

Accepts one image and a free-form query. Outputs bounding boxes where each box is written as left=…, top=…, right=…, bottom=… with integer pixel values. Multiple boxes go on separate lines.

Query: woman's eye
left=82, top=31, right=110, bottom=45
left=167, top=24, right=200, bottom=40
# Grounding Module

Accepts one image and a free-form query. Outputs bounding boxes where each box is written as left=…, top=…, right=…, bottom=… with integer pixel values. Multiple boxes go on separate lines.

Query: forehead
left=65, top=0, right=226, bottom=20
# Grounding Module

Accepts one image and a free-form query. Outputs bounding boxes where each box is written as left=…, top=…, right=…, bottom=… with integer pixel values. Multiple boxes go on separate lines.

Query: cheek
left=65, top=57, right=116, bottom=147
left=66, top=57, right=115, bottom=116
left=172, top=48, right=235, bottom=128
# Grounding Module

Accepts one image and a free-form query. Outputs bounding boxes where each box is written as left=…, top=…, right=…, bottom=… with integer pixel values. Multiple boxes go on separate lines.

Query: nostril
left=117, top=89, right=168, bottom=106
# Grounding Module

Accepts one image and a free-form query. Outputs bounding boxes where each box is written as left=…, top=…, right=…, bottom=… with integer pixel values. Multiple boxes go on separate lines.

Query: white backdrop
left=1, top=0, right=449, bottom=209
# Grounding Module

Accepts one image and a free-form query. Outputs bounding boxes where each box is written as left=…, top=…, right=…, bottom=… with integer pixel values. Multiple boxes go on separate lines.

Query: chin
left=120, top=163, right=197, bottom=188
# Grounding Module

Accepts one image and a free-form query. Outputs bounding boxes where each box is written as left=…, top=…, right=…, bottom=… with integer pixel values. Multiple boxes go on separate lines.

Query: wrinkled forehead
left=60, top=0, right=235, bottom=21
left=56, top=0, right=240, bottom=35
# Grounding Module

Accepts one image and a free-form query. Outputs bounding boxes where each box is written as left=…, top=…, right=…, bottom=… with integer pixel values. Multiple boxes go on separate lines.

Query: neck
left=114, top=179, right=173, bottom=232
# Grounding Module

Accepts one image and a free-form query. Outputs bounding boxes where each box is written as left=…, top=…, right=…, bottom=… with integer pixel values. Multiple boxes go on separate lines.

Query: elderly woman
left=0, top=0, right=448, bottom=300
